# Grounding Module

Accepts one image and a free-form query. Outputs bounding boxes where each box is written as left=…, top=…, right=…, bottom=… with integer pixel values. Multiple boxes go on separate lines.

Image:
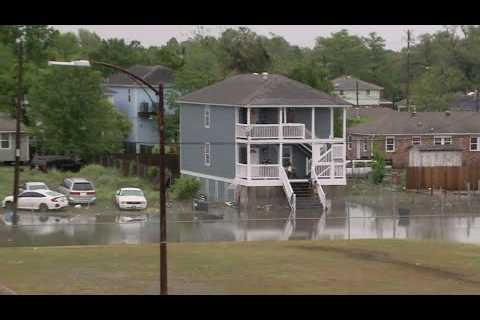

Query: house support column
left=330, top=107, right=334, bottom=139
left=279, top=143, right=283, bottom=169
left=343, top=107, right=347, bottom=178
left=247, top=106, right=251, bottom=180
left=311, top=107, right=315, bottom=140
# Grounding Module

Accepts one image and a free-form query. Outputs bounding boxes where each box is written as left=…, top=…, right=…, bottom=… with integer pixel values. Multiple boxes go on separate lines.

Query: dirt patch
left=295, top=245, right=480, bottom=286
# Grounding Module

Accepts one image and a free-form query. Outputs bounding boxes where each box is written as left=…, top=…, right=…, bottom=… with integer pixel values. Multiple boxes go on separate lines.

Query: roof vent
left=445, top=110, right=451, bottom=116
left=430, top=127, right=434, bottom=132
left=261, top=72, right=269, bottom=80
left=417, top=121, right=422, bottom=127
left=252, top=73, right=259, bottom=75
left=411, top=111, right=416, bottom=117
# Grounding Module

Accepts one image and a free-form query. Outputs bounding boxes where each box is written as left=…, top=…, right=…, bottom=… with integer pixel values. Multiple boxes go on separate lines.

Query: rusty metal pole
left=157, top=83, right=167, bottom=295
left=12, top=38, right=23, bottom=226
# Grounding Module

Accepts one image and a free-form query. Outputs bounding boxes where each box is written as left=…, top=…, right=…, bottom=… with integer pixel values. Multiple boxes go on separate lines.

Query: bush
left=371, top=148, right=386, bottom=184
left=169, top=176, right=200, bottom=200
left=147, top=167, right=159, bottom=179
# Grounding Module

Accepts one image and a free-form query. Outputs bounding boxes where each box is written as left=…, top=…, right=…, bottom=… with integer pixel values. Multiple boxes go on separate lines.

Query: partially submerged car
left=114, top=188, right=148, bottom=210
left=58, top=178, right=96, bottom=205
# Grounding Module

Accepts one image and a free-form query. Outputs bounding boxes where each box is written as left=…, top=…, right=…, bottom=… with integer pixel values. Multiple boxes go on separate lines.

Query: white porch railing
left=279, top=166, right=296, bottom=214
left=313, top=143, right=346, bottom=183
left=314, top=176, right=327, bottom=209
left=236, top=163, right=248, bottom=179
left=235, top=123, right=305, bottom=139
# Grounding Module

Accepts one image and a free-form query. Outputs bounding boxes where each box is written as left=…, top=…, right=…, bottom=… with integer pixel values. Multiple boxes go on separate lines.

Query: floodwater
left=2, top=190, right=480, bottom=247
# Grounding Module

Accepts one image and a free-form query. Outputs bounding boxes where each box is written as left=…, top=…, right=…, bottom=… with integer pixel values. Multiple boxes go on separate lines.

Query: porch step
left=296, top=197, right=323, bottom=209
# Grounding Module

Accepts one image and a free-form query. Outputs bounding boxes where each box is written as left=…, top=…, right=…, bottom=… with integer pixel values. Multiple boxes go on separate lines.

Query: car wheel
left=39, top=203, right=48, bottom=212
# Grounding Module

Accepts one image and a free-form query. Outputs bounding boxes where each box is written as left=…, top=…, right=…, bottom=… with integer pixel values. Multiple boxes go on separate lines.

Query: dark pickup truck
left=30, top=155, right=85, bottom=172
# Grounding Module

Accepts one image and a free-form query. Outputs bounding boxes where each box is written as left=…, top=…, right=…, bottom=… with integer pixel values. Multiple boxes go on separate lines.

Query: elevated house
left=177, top=73, right=351, bottom=210
left=332, top=75, right=383, bottom=107
left=105, top=65, right=175, bottom=154
left=347, top=108, right=480, bottom=168
left=0, top=113, right=29, bottom=164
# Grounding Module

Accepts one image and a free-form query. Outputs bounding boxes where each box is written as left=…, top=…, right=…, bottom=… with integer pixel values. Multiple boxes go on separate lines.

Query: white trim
left=329, top=107, right=334, bottom=138
left=385, top=136, right=395, bottom=152
left=470, top=136, right=480, bottom=151
left=236, top=138, right=345, bottom=144
left=204, top=105, right=211, bottom=128
left=215, top=181, right=219, bottom=201
left=350, top=133, right=480, bottom=136
left=176, top=101, right=351, bottom=108
left=433, top=136, right=452, bottom=146
left=204, top=142, right=211, bottom=166
left=0, top=133, right=11, bottom=150
left=181, top=170, right=234, bottom=184
left=412, top=136, right=422, bottom=145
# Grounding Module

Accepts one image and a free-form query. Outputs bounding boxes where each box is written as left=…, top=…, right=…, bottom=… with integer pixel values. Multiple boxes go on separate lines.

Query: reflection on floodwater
left=2, top=195, right=480, bottom=247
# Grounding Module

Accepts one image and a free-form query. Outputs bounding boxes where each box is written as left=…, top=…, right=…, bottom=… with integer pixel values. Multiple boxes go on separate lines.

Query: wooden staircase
left=290, top=181, right=323, bottom=209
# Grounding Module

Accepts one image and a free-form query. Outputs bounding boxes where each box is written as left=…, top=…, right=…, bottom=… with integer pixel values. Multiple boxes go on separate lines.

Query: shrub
left=169, top=176, right=200, bottom=200
left=371, top=148, right=386, bottom=184
left=147, top=167, right=159, bottom=179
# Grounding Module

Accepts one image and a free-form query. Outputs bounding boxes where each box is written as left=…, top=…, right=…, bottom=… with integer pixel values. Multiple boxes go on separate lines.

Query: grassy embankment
left=2, top=240, right=480, bottom=294
left=0, top=165, right=160, bottom=210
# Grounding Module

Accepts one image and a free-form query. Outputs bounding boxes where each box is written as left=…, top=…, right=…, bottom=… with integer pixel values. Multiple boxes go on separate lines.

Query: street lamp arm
left=91, top=60, right=159, bottom=94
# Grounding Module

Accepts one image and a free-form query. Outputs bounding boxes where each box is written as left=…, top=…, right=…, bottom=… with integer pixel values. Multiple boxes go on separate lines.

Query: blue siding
left=180, top=104, right=236, bottom=179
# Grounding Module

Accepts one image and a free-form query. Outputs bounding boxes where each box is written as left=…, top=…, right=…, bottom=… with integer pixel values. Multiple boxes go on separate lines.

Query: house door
left=355, top=141, right=361, bottom=159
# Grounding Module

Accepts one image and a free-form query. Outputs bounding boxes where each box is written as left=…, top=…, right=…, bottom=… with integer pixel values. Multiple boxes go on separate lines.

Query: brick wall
left=347, top=134, right=480, bottom=168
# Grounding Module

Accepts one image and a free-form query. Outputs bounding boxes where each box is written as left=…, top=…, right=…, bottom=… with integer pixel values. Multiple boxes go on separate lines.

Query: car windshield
left=45, top=191, right=62, bottom=197
left=120, top=190, right=144, bottom=197
left=72, top=182, right=94, bottom=191
left=29, top=184, right=47, bottom=190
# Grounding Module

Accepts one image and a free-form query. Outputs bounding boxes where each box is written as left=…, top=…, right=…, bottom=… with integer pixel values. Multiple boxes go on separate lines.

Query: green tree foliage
left=77, top=29, right=102, bottom=55
left=0, top=43, right=15, bottom=113
left=169, top=176, right=201, bottom=200
left=412, top=65, right=466, bottom=111
left=371, top=148, right=386, bottom=184
left=27, top=67, right=131, bottom=158
left=218, top=27, right=272, bottom=73
left=47, top=32, right=82, bottom=61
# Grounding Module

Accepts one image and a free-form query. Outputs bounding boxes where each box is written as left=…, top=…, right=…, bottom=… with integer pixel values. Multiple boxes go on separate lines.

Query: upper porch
left=235, top=106, right=346, bottom=142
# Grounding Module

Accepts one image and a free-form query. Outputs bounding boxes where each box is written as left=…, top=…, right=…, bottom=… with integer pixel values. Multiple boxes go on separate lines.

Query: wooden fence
left=406, top=165, right=480, bottom=191
left=94, top=153, right=180, bottom=180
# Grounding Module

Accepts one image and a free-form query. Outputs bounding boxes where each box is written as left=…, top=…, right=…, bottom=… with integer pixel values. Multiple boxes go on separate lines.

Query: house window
left=282, top=146, right=293, bottom=167
left=412, top=136, right=421, bottom=145
left=434, top=136, right=452, bottom=145
left=204, top=106, right=211, bottom=128
left=204, top=143, right=211, bottom=166
left=362, top=140, right=368, bottom=152
left=366, top=90, right=371, bottom=95
left=385, top=136, right=395, bottom=152
left=347, top=135, right=352, bottom=150
left=128, top=89, right=131, bottom=103
left=471, top=137, right=480, bottom=151
left=0, top=133, right=10, bottom=149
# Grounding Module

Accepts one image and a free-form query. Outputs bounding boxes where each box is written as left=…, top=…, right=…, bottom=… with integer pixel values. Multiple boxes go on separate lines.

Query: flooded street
left=2, top=189, right=480, bottom=247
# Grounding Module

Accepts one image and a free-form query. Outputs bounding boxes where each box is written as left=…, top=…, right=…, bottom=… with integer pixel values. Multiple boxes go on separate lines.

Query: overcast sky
left=51, top=25, right=446, bottom=51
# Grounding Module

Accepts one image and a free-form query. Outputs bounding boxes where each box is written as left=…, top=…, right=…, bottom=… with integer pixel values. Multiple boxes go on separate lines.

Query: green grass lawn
left=2, top=240, right=480, bottom=294
left=0, top=165, right=160, bottom=209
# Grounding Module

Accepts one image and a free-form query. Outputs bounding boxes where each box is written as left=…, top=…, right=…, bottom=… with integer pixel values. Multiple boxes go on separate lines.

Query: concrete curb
left=0, top=284, right=16, bottom=295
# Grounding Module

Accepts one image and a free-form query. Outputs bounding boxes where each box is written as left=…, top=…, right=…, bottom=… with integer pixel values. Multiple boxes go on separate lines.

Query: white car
left=115, top=188, right=148, bottom=210
left=21, top=182, right=49, bottom=192
left=2, top=190, right=68, bottom=211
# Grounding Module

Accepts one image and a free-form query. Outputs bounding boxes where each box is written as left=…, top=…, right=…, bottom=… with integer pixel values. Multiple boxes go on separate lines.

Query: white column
left=279, top=107, right=283, bottom=140
left=247, top=106, right=251, bottom=125
left=330, top=107, right=334, bottom=139
left=343, top=107, right=347, bottom=179
left=279, top=143, right=283, bottom=168
left=247, top=143, right=251, bottom=180
left=311, top=107, right=315, bottom=140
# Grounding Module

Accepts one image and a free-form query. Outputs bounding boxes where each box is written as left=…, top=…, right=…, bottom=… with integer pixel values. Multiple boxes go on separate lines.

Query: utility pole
left=12, top=37, right=23, bottom=226
left=157, top=83, right=167, bottom=295
left=406, top=30, right=412, bottom=113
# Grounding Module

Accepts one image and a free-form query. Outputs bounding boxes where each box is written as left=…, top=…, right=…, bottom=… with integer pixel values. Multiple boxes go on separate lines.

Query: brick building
left=347, top=109, right=480, bottom=168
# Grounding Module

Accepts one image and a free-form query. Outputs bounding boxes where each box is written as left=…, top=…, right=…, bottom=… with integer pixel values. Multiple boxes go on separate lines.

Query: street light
left=48, top=59, right=168, bottom=295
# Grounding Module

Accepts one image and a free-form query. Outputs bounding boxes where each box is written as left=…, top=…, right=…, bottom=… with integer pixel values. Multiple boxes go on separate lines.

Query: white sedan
left=2, top=190, right=68, bottom=211
left=115, top=188, right=148, bottom=210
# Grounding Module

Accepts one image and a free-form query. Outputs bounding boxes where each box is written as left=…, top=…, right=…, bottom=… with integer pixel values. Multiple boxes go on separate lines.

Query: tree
left=77, top=28, right=102, bottom=55
left=0, top=43, right=15, bottom=113
left=27, top=67, right=131, bottom=158
left=288, top=58, right=333, bottom=93
left=146, top=38, right=185, bottom=70
left=218, top=27, right=272, bottom=73
left=371, top=148, right=386, bottom=184
left=411, top=65, right=466, bottom=111
left=47, top=31, right=81, bottom=61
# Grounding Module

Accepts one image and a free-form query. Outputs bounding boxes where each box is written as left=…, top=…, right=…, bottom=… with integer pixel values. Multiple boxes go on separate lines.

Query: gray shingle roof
left=348, top=108, right=480, bottom=135
left=332, top=76, right=383, bottom=91
left=0, top=115, right=26, bottom=132
left=177, top=73, right=351, bottom=107
left=106, top=65, right=174, bottom=86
